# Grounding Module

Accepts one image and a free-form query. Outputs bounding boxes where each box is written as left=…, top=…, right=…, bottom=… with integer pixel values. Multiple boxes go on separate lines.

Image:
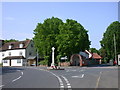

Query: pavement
left=1, top=65, right=119, bottom=90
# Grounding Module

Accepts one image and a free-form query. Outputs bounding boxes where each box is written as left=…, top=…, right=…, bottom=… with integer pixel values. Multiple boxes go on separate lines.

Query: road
left=1, top=65, right=119, bottom=90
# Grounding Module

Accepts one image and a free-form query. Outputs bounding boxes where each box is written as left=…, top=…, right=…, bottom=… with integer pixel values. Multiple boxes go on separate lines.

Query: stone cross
left=51, top=47, right=55, bottom=66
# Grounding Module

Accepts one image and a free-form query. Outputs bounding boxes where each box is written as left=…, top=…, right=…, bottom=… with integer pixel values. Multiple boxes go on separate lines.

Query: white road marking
left=95, top=71, right=102, bottom=89
left=60, top=85, right=64, bottom=88
left=11, top=70, right=23, bottom=83
left=21, top=72, right=23, bottom=75
left=66, top=69, right=76, bottom=72
left=71, top=74, right=84, bottom=78
left=81, top=74, right=84, bottom=78
left=79, top=69, right=84, bottom=72
left=61, top=75, right=72, bottom=89
left=0, top=85, right=4, bottom=87
left=68, top=85, right=72, bottom=88
left=12, top=76, right=22, bottom=82
left=47, top=71, right=64, bottom=89
left=17, top=70, right=21, bottom=72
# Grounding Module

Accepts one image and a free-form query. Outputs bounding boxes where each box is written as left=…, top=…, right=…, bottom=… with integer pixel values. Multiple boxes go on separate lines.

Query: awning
left=27, top=56, right=36, bottom=60
left=3, top=56, right=25, bottom=60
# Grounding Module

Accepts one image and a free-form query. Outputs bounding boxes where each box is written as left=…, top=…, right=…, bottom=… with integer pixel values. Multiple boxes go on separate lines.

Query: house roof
left=27, top=56, right=36, bottom=60
left=92, top=53, right=102, bottom=59
left=0, top=40, right=31, bottom=51
left=3, top=56, right=25, bottom=60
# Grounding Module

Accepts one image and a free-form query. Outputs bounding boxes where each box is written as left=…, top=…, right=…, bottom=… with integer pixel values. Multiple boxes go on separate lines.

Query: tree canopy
left=89, top=48, right=99, bottom=54
left=100, top=21, right=120, bottom=61
left=4, top=39, right=18, bottom=43
left=33, top=17, right=90, bottom=65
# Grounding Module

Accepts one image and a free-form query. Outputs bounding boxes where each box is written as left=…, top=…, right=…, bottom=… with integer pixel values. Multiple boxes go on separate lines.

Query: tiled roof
left=0, top=40, right=31, bottom=51
left=92, top=53, right=102, bottom=59
left=3, top=56, right=25, bottom=60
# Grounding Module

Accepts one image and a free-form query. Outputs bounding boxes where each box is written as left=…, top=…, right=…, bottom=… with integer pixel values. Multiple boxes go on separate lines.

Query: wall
left=26, top=41, right=36, bottom=59
left=11, top=59, right=23, bottom=66
left=2, top=60, right=10, bottom=66
left=1, top=49, right=25, bottom=59
left=1, top=49, right=25, bottom=66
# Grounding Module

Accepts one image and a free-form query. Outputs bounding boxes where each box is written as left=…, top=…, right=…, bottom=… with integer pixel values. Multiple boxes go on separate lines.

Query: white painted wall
left=1, top=49, right=25, bottom=60
left=1, top=49, right=25, bottom=66
left=11, top=59, right=23, bottom=66
left=2, top=60, right=10, bottom=66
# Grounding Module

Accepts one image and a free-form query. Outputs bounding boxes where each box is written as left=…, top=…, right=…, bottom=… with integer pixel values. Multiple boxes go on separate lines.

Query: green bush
left=0, top=63, right=2, bottom=67
left=39, top=60, right=48, bottom=65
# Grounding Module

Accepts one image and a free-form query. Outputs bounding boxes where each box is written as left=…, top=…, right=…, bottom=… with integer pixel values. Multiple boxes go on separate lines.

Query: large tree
left=56, top=19, right=90, bottom=60
left=100, top=21, right=120, bottom=62
left=89, top=48, right=99, bottom=54
left=33, top=17, right=90, bottom=65
left=33, top=17, right=63, bottom=65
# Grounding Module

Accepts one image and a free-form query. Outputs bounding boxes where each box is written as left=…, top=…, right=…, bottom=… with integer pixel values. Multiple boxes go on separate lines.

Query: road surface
left=1, top=66, right=119, bottom=90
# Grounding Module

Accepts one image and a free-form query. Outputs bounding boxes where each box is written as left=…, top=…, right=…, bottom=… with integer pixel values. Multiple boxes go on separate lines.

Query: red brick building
left=70, top=50, right=102, bottom=66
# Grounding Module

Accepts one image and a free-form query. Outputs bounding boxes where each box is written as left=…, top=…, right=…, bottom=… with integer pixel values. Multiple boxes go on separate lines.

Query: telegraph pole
left=114, top=34, right=117, bottom=65
left=36, top=49, right=38, bottom=66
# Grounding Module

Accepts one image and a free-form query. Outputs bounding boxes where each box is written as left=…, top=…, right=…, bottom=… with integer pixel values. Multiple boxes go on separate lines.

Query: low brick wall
left=59, top=62, right=70, bottom=66
left=39, top=65, right=48, bottom=67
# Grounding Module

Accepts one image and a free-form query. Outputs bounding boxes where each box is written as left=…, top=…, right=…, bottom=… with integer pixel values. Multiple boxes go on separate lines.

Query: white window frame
left=19, top=44, right=24, bottom=48
left=2, top=53, right=4, bottom=57
left=19, top=52, right=23, bottom=56
left=3, top=60, right=8, bottom=63
left=17, top=59, right=21, bottom=63
left=9, top=52, right=11, bottom=56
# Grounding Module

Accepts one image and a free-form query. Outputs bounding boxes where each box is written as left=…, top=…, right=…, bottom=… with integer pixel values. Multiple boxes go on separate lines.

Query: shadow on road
left=87, top=64, right=116, bottom=67
left=2, top=67, right=24, bottom=75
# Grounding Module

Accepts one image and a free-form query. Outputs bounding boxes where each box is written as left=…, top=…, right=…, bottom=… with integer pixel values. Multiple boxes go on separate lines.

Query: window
left=31, top=44, right=33, bottom=47
left=9, top=52, right=11, bottom=56
left=9, top=44, right=14, bottom=49
left=3, top=60, right=7, bottom=63
left=19, top=43, right=24, bottom=48
left=2, top=53, right=4, bottom=57
left=29, top=52, right=32, bottom=56
left=119, top=58, right=120, bottom=61
left=8, top=45, right=12, bottom=49
left=19, top=52, right=23, bottom=56
left=17, top=60, right=21, bottom=63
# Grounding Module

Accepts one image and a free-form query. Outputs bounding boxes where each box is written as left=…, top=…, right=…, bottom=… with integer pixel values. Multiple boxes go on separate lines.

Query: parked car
left=30, top=64, right=36, bottom=66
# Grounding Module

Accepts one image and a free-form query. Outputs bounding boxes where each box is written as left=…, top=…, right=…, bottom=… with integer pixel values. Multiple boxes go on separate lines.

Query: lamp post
left=51, top=47, right=55, bottom=67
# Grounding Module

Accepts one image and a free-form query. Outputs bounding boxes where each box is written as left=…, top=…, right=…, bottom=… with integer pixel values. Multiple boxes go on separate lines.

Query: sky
left=1, top=2, right=118, bottom=49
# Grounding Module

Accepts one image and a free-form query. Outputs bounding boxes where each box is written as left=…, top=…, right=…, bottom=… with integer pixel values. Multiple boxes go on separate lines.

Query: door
left=10, top=59, right=11, bottom=66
